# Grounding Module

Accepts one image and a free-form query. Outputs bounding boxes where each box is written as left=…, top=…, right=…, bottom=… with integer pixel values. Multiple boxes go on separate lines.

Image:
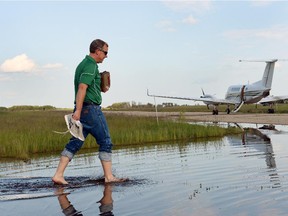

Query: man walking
left=52, top=39, right=126, bottom=184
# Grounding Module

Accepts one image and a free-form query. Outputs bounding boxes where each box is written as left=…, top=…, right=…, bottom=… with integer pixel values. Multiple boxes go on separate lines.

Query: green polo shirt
left=74, top=55, right=102, bottom=105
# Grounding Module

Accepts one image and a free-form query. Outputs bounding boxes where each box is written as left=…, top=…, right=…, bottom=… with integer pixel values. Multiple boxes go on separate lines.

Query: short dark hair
left=90, top=39, right=108, bottom=53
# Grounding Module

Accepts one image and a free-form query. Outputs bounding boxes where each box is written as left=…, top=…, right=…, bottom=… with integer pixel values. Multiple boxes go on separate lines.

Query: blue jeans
left=61, top=105, right=113, bottom=161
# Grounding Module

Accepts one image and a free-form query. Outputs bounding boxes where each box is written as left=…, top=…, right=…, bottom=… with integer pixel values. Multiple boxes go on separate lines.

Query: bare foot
left=52, top=176, right=69, bottom=185
left=105, top=177, right=128, bottom=184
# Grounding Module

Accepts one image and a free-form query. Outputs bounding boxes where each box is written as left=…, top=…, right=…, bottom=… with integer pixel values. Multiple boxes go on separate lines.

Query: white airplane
left=148, top=59, right=280, bottom=115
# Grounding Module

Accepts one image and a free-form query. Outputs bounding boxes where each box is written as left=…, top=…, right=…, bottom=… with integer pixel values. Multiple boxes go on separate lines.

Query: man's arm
left=73, top=83, right=88, bottom=121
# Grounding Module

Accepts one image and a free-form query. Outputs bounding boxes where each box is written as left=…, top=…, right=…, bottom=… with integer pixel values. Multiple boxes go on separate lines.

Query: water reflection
left=1, top=124, right=288, bottom=215
left=97, top=185, right=114, bottom=216
left=56, top=184, right=114, bottom=216
left=227, top=126, right=280, bottom=188
left=56, top=187, right=83, bottom=216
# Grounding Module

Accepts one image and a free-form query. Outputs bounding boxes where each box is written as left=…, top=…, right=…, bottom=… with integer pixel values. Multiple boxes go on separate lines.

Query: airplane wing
left=147, top=90, right=235, bottom=105
left=259, top=95, right=288, bottom=104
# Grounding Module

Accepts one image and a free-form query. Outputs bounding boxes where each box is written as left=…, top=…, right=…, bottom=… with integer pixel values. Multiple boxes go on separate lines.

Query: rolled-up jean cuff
left=99, top=203, right=113, bottom=213
left=62, top=205, right=77, bottom=216
left=61, top=148, right=74, bottom=161
left=99, top=151, right=112, bottom=161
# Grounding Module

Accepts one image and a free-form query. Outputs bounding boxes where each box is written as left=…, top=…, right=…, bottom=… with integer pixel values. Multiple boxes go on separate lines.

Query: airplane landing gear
left=212, top=109, right=218, bottom=115
left=268, top=103, right=275, bottom=113
left=212, top=106, right=218, bottom=115
left=226, top=105, right=231, bottom=114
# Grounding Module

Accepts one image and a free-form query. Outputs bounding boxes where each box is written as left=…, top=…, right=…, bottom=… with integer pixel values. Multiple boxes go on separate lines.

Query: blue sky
left=1, top=0, right=288, bottom=108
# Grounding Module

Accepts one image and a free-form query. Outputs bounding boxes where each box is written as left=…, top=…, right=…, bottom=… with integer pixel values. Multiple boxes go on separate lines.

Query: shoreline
left=104, top=111, right=288, bottom=125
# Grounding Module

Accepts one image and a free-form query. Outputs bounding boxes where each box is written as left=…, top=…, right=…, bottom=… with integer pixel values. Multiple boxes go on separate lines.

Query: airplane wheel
left=226, top=108, right=230, bottom=114
left=212, top=110, right=218, bottom=115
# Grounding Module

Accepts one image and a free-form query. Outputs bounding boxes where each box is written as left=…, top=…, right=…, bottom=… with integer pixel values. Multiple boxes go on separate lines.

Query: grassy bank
left=0, top=110, right=241, bottom=159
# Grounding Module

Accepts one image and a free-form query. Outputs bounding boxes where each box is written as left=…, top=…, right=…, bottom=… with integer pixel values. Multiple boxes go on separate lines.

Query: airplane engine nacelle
left=263, top=91, right=270, bottom=97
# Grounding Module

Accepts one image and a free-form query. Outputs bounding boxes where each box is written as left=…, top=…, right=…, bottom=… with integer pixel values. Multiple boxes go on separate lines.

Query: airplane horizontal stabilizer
left=258, top=95, right=288, bottom=104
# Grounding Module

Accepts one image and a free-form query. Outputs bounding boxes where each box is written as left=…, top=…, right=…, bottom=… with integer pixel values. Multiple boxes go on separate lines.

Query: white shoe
left=64, top=114, right=85, bottom=141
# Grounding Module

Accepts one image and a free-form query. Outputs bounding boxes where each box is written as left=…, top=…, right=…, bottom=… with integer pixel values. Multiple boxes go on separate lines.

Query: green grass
left=0, top=110, right=241, bottom=160
left=108, top=115, right=237, bottom=144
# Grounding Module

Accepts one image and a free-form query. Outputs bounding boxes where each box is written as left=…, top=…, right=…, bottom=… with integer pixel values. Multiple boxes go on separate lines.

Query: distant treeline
left=0, top=105, right=56, bottom=111
left=1, top=102, right=288, bottom=113
left=107, top=102, right=288, bottom=114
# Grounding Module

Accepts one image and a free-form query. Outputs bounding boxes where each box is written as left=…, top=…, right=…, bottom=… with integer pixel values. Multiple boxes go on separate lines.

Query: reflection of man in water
left=98, top=184, right=114, bottom=216
left=56, top=188, right=83, bottom=216
left=55, top=185, right=114, bottom=216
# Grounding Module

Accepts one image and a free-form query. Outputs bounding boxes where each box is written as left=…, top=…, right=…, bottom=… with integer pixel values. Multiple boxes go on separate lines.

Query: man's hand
left=72, top=110, right=81, bottom=121
left=74, top=83, right=88, bottom=120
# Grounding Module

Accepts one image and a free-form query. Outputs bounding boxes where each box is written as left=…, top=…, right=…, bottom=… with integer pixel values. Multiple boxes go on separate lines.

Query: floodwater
left=1, top=123, right=288, bottom=216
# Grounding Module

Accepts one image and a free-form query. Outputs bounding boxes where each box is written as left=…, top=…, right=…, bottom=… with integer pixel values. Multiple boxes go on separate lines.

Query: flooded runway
left=1, top=123, right=288, bottom=216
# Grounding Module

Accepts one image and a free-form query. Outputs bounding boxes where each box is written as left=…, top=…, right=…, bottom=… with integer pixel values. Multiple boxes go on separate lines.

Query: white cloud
left=161, top=0, right=212, bottom=13
left=182, top=15, right=197, bottom=25
left=0, top=54, right=64, bottom=73
left=0, top=54, right=36, bottom=73
left=156, top=20, right=176, bottom=32
left=160, top=1, right=208, bottom=29
left=223, top=25, right=288, bottom=40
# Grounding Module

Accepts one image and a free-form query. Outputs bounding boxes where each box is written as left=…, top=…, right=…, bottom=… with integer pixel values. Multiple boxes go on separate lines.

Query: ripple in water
left=1, top=125, right=288, bottom=215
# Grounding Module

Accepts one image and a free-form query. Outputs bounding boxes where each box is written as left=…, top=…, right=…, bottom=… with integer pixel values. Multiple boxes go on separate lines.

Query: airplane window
left=231, top=87, right=240, bottom=91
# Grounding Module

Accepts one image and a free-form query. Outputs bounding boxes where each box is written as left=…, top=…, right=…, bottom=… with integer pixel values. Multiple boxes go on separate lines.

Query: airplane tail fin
left=240, top=59, right=278, bottom=89
left=261, top=59, right=277, bottom=89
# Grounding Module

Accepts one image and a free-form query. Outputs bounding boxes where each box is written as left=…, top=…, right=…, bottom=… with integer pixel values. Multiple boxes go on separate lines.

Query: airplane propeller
left=201, top=88, right=210, bottom=109
left=201, top=88, right=205, bottom=96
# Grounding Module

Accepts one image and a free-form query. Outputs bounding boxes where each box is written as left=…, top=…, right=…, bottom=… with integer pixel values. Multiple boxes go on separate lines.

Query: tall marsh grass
left=0, top=110, right=241, bottom=159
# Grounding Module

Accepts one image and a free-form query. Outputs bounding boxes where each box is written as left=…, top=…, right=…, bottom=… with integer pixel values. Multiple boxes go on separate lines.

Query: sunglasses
left=98, top=48, right=108, bottom=56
